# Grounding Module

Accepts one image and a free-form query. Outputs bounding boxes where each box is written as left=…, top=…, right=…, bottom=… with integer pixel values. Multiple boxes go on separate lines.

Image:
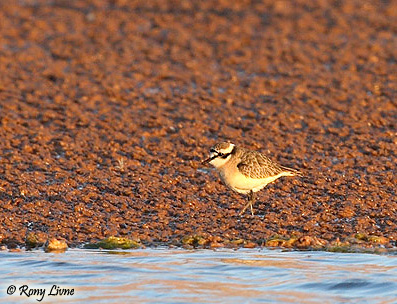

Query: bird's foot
left=238, top=202, right=254, bottom=216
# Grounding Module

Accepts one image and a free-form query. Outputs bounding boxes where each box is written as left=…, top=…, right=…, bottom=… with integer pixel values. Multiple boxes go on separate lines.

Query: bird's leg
left=238, top=190, right=256, bottom=216
left=249, top=191, right=255, bottom=216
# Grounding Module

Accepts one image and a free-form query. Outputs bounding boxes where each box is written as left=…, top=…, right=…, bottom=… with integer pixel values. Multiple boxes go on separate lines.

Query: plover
left=202, top=142, right=302, bottom=216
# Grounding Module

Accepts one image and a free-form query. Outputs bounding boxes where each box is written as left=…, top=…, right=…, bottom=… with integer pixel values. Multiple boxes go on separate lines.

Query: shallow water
left=1, top=248, right=396, bottom=303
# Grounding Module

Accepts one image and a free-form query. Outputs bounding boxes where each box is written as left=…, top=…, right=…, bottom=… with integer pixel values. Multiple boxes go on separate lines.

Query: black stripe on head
left=220, top=151, right=232, bottom=159
left=216, top=145, right=235, bottom=159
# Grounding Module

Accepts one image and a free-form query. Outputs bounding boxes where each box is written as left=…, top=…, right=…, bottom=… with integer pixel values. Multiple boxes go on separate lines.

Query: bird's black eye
left=221, top=153, right=229, bottom=159
left=210, top=149, right=216, bottom=153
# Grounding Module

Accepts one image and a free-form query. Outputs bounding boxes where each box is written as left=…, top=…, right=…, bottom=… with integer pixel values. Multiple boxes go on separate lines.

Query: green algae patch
left=266, top=236, right=298, bottom=248
left=230, top=239, right=245, bottom=245
left=324, top=235, right=392, bottom=254
left=181, top=235, right=208, bottom=247
left=326, top=245, right=390, bottom=254
left=367, top=236, right=389, bottom=245
left=25, top=232, right=47, bottom=248
left=180, top=236, right=259, bottom=249
left=222, top=239, right=258, bottom=248
left=354, top=233, right=389, bottom=245
left=326, top=245, right=358, bottom=253
left=84, top=237, right=141, bottom=250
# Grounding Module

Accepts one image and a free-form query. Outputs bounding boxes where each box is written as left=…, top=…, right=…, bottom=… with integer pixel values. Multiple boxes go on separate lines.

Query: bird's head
left=202, top=142, right=235, bottom=168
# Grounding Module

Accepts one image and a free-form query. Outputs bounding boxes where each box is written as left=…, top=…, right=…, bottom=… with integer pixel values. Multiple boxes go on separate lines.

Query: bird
left=202, top=141, right=302, bottom=216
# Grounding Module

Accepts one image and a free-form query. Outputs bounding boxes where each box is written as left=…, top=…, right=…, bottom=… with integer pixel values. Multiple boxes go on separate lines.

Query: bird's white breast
left=218, top=165, right=284, bottom=194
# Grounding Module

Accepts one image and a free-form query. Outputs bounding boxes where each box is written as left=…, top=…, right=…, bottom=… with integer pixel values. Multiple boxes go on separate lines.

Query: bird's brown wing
left=237, top=151, right=285, bottom=179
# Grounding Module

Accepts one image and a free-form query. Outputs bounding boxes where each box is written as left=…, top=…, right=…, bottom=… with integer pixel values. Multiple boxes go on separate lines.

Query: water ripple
left=0, top=249, right=396, bottom=303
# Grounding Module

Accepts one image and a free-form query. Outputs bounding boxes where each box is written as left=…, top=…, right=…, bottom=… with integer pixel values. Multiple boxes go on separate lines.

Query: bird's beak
left=201, top=155, right=217, bottom=165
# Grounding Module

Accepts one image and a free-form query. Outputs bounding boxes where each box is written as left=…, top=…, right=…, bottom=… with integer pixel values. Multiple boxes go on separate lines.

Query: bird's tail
left=280, top=165, right=303, bottom=177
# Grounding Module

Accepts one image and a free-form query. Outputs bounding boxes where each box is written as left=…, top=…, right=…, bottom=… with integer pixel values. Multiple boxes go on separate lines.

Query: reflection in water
left=0, top=248, right=396, bottom=303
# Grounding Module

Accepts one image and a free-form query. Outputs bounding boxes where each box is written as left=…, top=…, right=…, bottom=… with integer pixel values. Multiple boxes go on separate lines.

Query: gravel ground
left=0, top=0, right=396, bottom=250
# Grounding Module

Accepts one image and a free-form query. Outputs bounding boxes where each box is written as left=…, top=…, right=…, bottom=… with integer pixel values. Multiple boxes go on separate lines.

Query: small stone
left=45, top=238, right=68, bottom=253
